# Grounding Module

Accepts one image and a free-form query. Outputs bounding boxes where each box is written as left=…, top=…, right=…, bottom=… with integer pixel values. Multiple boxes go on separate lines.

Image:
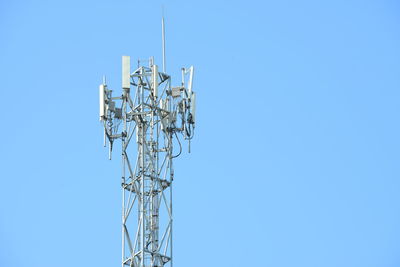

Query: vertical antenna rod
left=162, top=15, right=166, bottom=73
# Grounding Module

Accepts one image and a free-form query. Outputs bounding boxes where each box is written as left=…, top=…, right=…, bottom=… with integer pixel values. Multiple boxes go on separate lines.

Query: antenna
left=122, top=56, right=131, bottom=90
left=162, top=14, right=166, bottom=73
left=187, top=66, right=194, bottom=96
left=99, top=84, right=105, bottom=121
left=152, top=64, right=158, bottom=98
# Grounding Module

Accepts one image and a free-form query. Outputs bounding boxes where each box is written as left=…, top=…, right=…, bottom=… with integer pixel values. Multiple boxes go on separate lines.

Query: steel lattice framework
left=100, top=55, right=195, bottom=267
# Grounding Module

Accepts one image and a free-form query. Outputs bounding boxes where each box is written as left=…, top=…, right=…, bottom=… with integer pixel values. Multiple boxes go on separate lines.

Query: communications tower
left=99, top=19, right=196, bottom=267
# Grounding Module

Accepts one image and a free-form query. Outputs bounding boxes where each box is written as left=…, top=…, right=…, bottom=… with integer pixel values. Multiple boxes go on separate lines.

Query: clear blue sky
left=1, top=1, right=400, bottom=266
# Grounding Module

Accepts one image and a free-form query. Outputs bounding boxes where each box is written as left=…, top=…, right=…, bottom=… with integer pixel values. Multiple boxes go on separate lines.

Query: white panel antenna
left=152, top=64, right=158, bottom=99
left=187, top=66, right=194, bottom=96
left=160, top=98, right=169, bottom=131
left=122, top=56, right=131, bottom=89
left=99, top=84, right=105, bottom=121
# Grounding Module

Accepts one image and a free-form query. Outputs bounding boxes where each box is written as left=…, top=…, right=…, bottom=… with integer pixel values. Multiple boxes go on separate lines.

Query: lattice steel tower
left=99, top=19, right=196, bottom=267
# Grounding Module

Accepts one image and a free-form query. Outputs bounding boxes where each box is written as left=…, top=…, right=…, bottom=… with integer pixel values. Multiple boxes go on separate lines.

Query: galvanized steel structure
left=99, top=23, right=195, bottom=267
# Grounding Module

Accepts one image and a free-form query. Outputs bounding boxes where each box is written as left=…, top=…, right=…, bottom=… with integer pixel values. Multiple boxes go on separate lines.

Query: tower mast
left=99, top=23, right=196, bottom=267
